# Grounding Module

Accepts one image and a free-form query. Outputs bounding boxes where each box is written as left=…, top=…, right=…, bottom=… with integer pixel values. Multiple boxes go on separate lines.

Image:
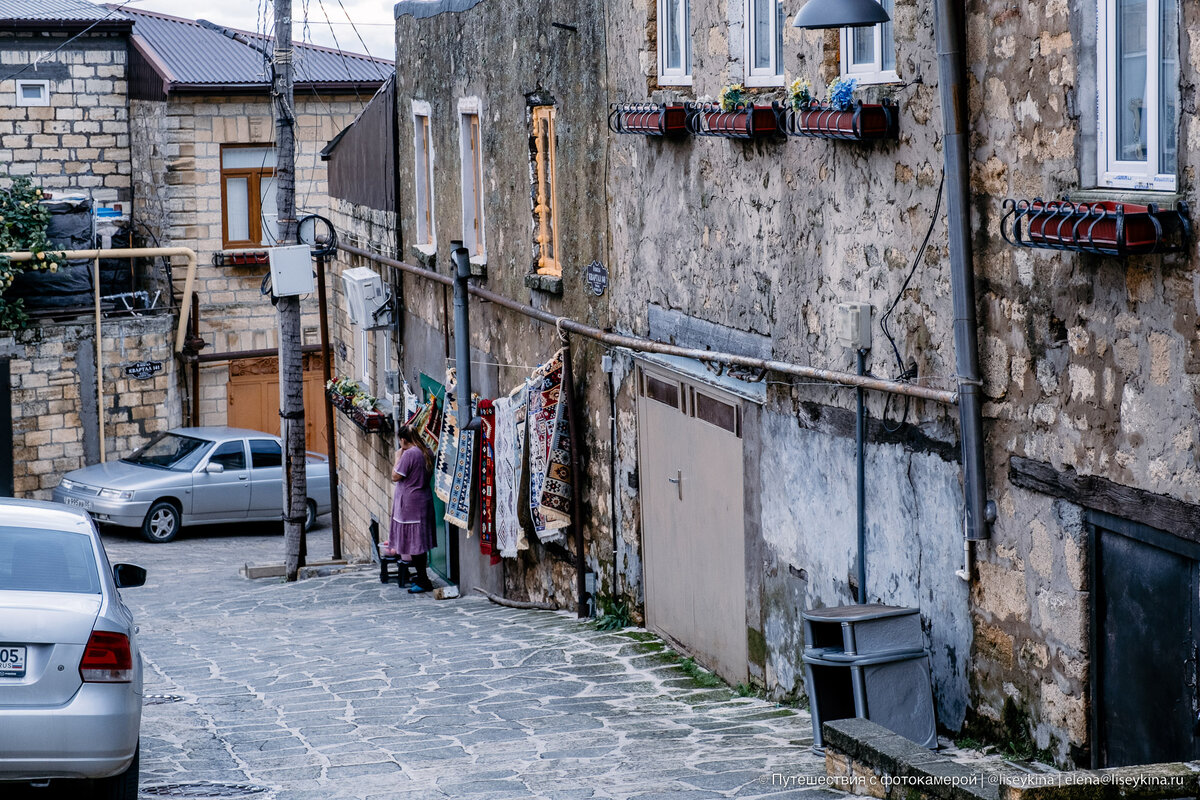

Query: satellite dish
left=297, top=214, right=338, bottom=256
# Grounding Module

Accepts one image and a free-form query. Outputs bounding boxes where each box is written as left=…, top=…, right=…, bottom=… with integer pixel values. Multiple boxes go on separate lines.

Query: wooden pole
left=316, top=253, right=342, bottom=559
left=562, top=343, right=588, bottom=618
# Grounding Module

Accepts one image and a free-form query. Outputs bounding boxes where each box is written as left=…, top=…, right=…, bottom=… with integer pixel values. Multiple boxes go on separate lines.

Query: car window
left=209, top=441, right=246, bottom=470
left=0, top=528, right=101, bottom=594
left=122, top=432, right=212, bottom=471
left=250, top=439, right=282, bottom=469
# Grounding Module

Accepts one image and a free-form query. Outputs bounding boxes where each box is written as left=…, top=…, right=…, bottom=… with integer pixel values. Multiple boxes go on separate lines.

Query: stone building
left=316, top=0, right=1200, bottom=770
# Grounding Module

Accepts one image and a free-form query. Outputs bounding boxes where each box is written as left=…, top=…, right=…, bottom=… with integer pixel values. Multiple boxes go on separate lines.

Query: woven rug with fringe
left=445, top=396, right=478, bottom=529
left=537, top=375, right=573, bottom=529
left=477, top=399, right=500, bottom=564
left=433, top=388, right=458, bottom=503
left=492, top=387, right=525, bottom=558
left=527, top=352, right=564, bottom=542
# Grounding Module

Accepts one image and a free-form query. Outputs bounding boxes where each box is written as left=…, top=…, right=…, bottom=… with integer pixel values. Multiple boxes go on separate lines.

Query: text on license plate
left=63, top=497, right=91, bottom=509
left=0, top=646, right=26, bottom=678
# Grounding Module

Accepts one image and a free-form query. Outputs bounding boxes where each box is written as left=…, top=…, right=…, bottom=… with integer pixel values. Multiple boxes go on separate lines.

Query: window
left=745, top=0, right=784, bottom=87
left=14, top=80, right=49, bottom=107
left=359, top=327, right=370, bottom=386
left=220, top=145, right=278, bottom=248
left=1097, top=0, right=1178, bottom=191
left=530, top=105, right=560, bottom=278
left=208, top=441, right=246, bottom=471
left=658, top=0, right=692, bottom=85
left=458, top=100, right=486, bottom=261
left=840, top=0, right=897, bottom=84
left=412, top=100, right=436, bottom=251
left=249, top=439, right=283, bottom=469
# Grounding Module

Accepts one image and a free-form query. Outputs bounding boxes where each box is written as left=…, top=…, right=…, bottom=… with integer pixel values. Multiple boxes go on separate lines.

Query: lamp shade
left=792, top=0, right=891, bottom=29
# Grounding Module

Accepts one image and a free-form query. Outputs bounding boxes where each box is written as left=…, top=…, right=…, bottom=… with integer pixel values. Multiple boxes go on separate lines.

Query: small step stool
left=378, top=550, right=409, bottom=586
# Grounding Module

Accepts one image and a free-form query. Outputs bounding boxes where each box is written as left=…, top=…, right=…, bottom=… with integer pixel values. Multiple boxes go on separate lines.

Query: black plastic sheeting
left=7, top=199, right=133, bottom=309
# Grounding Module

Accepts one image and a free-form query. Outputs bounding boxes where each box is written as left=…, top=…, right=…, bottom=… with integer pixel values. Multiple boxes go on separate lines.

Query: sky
left=117, top=0, right=396, bottom=61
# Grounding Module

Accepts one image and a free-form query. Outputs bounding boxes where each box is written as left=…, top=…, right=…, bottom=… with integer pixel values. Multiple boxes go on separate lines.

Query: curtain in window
left=1116, top=0, right=1148, bottom=163
left=753, top=0, right=773, bottom=70
left=664, top=0, right=683, bottom=71
left=225, top=178, right=250, bottom=243
left=1159, top=0, right=1178, bottom=173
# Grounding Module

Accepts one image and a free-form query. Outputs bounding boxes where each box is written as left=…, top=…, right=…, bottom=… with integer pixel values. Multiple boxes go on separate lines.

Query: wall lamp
left=792, top=0, right=890, bottom=29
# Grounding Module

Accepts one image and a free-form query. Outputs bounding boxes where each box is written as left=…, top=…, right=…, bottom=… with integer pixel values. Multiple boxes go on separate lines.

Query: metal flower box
left=780, top=100, right=899, bottom=142
left=1001, top=198, right=1191, bottom=257
left=684, top=103, right=781, bottom=140
left=608, top=103, right=688, bottom=138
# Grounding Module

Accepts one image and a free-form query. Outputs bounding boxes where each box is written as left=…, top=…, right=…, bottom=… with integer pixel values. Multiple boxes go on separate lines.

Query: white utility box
left=342, top=266, right=390, bottom=329
left=836, top=302, right=873, bottom=350
left=267, top=245, right=315, bottom=296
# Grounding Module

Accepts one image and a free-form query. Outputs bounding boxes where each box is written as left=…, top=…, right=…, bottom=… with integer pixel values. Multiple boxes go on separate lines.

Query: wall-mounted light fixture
left=791, top=0, right=890, bottom=29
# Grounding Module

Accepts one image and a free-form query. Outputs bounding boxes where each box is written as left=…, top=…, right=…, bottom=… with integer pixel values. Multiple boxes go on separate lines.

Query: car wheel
left=142, top=501, right=180, bottom=543
left=303, top=499, right=318, bottom=532
left=94, top=742, right=138, bottom=800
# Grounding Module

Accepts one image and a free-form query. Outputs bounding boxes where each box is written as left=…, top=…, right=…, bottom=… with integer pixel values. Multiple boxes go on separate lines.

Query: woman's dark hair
left=399, top=425, right=435, bottom=473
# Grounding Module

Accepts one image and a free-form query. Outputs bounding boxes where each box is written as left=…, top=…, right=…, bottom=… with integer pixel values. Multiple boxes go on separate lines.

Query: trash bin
left=802, top=604, right=937, bottom=750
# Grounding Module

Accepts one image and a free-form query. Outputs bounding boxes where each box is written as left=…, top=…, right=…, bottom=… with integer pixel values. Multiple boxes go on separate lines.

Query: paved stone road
left=96, top=522, right=836, bottom=800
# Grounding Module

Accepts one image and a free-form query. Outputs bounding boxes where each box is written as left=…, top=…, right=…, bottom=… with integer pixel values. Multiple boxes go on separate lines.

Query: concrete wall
left=0, top=32, right=131, bottom=203
left=2, top=313, right=181, bottom=500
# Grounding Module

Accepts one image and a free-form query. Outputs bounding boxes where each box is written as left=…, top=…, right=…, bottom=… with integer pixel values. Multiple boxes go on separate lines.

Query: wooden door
left=227, top=353, right=327, bottom=453
left=1090, top=510, right=1200, bottom=767
left=637, top=364, right=748, bottom=684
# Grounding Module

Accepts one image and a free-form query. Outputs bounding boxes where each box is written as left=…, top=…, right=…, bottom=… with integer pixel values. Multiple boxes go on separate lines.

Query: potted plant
left=685, top=83, right=780, bottom=139
left=781, top=76, right=899, bottom=141
left=608, top=102, right=688, bottom=137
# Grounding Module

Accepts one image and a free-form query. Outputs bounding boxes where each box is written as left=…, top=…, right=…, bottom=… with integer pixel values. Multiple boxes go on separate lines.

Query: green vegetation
left=0, top=176, right=66, bottom=331
left=594, top=594, right=633, bottom=631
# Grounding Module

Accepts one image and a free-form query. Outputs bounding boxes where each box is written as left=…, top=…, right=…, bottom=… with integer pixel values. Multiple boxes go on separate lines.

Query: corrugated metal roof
left=0, top=0, right=127, bottom=23
left=123, top=7, right=391, bottom=89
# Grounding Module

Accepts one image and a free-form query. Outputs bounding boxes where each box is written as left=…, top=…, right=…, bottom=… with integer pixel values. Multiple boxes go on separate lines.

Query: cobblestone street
left=96, top=525, right=835, bottom=800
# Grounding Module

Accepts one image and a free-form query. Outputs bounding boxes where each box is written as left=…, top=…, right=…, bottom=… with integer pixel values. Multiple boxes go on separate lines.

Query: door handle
left=667, top=470, right=682, bottom=500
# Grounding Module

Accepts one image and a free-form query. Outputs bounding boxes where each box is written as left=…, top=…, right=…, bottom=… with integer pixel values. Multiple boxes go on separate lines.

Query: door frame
left=0, top=358, right=11, bottom=497
left=1086, top=508, right=1200, bottom=768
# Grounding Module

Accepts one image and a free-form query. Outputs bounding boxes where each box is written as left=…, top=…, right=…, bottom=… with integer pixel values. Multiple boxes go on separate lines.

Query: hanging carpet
left=445, top=396, right=478, bottom=529
left=527, top=352, right=567, bottom=542
left=477, top=399, right=500, bottom=564
left=433, top=385, right=458, bottom=503
left=494, top=384, right=528, bottom=558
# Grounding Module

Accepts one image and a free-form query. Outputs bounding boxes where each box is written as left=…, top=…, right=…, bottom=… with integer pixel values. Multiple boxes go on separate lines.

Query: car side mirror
left=113, top=563, right=147, bottom=588
left=205, top=462, right=224, bottom=474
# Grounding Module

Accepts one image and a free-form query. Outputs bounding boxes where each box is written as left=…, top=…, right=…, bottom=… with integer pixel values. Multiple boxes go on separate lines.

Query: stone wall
left=0, top=32, right=131, bottom=203
left=2, top=312, right=181, bottom=500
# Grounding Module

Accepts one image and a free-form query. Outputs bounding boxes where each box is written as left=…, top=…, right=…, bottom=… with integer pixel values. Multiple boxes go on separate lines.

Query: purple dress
left=388, top=446, right=436, bottom=557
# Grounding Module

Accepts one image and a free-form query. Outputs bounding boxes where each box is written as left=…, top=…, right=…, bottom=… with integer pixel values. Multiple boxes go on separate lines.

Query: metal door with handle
left=191, top=440, right=251, bottom=520
left=1089, top=510, right=1200, bottom=767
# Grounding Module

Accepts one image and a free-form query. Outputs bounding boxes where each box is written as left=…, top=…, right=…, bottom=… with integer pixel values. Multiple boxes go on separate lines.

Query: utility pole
left=273, top=0, right=307, bottom=581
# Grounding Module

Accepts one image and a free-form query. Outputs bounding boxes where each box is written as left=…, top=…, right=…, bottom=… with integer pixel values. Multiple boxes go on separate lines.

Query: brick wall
left=0, top=32, right=131, bottom=203
left=2, top=312, right=181, bottom=500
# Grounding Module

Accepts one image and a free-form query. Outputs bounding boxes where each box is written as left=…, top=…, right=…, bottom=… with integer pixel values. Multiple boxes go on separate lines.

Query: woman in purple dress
left=389, top=425, right=437, bottom=593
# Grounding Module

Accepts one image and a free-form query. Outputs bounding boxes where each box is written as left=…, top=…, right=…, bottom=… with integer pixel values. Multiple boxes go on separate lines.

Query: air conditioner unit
left=341, top=267, right=390, bottom=328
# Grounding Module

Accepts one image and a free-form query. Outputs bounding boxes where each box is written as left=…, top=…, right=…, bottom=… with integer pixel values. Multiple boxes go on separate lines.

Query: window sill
left=525, top=272, right=563, bottom=295
left=1068, top=188, right=1183, bottom=207
left=658, top=75, right=693, bottom=87
left=842, top=70, right=901, bottom=86
left=469, top=254, right=487, bottom=279
left=744, top=75, right=785, bottom=89
left=410, top=244, right=437, bottom=269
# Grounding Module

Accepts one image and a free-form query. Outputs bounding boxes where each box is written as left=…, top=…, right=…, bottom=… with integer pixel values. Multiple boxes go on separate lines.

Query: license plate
left=63, top=496, right=91, bottom=510
left=0, top=646, right=26, bottom=678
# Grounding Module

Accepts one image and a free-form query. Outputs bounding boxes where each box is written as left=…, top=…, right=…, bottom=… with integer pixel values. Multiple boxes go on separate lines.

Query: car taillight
left=79, top=630, right=133, bottom=683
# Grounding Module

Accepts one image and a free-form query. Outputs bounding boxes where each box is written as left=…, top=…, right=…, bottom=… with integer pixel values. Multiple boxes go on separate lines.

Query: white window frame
left=457, top=97, right=487, bottom=264
left=1096, top=0, right=1178, bottom=191
left=743, top=0, right=784, bottom=87
left=14, top=79, right=49, bottom=107
left=657, top=0, right=692, bottom=86
left=412, top=100, right=437, bottom=254
left=358, top=327, right=370, bottom=388
left=839, top=0, right=898, bottom=85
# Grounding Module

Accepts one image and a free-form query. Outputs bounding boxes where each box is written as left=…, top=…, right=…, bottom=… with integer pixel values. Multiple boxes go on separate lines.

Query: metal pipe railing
left=340, top=243, right=958, bottom=406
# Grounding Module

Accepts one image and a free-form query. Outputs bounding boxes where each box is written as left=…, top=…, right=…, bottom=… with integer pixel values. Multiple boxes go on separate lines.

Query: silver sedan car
left=52, top=427, right=332, bottom=543
left=0, top=498, right=145, bottom=798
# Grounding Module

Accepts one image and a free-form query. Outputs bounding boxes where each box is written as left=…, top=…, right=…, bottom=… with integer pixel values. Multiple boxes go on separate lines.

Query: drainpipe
left=450, top=244, right=474, bottom=427
left=936, top=0, right=992, bottom=542
left=856, top=349, right=867, bottom=603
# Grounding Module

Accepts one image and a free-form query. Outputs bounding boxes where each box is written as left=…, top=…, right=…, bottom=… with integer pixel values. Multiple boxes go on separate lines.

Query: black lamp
left=792, top=0, right=890, bottom=29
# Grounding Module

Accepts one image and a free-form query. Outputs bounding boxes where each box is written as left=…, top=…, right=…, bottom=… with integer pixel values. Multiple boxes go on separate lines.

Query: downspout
left=935, top=0, right=993, bottom=546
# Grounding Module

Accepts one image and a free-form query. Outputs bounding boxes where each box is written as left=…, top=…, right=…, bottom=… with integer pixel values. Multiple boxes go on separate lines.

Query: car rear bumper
left=0, top=683, right=141, bottom=780
left=49, top=488, right=149, bottom=529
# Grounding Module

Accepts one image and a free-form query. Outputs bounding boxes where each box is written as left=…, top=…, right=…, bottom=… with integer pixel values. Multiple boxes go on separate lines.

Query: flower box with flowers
left=684, top=84, right=782, bottom=140
left=780, top=77, right=899, bottom=142
left=325, top=377, right=390, bottom=433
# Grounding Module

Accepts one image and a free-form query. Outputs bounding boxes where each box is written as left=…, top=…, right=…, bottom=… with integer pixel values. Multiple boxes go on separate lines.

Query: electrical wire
left=333, top=0, right=389, bottom=78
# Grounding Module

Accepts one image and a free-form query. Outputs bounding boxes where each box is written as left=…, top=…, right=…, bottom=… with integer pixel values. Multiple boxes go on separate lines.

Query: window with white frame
left=14, top=79, right=49, bottom=107
left=841, top=0, right=897, bottom=84
left=745, top=0, right=784, bottom=87
left=658, top=0, right=691, bottom=85
left=412, top=100, right=436, bottom=251
left=1097, top=0, right=1178, bottom=191
left=458, top=99, right=486, bottom=261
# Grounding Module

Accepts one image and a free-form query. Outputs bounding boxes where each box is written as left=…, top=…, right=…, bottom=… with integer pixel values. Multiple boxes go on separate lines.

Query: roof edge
left=395, top=0, right=486, bottom=21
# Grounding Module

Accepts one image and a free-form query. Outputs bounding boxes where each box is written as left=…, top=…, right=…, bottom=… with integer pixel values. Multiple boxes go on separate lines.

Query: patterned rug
left=445, top=396, right=478, bottom=530
left=538, top=375, right=573, bottom=530
left=477, top=399, right=500, bottom=564
left=420, top=390, right=444, bottom=453
left=527, top=352, right=566, bottom=542
left=494, top=385, right=529, bottom=558
left=433, top=386, right=458, bottom=503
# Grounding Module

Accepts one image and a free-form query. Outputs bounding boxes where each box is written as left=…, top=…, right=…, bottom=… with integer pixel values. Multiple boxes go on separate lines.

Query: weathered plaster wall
left=393, top=0, right=615, bottom=607
left=2, top=314, right=180, bottom=500
left=0, top=32, right=132, bottom=203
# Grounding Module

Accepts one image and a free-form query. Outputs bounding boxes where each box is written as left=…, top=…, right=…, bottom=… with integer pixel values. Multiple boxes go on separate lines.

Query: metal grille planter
left=1000, top=198, right=1191, bottom=257
left=326, top=388, right=389, bottom=433
left=684, top=103, right=781, bottom=140
left=780, top=100, right=899, bottom=142
left=608, top=103, right=688, bottom=138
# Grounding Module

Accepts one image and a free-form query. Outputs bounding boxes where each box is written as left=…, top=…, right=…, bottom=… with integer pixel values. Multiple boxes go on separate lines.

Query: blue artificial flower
left=827, top=78, right=858, bottom=112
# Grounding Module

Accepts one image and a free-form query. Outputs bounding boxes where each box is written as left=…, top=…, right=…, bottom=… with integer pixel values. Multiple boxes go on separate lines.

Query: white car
left=0, top=499, right=145, bottom=798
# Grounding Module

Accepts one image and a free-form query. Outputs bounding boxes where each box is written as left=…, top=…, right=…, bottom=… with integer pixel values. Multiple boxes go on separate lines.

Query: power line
left=333, top=0, right=388, bottom=78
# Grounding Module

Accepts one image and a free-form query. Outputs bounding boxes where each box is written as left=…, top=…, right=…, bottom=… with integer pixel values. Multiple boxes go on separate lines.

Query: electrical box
left=267, top=244, right=315, bottom=297
left=341, top=266, right=390, bottom=329
left=836, top=302, right=873, bottom=350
